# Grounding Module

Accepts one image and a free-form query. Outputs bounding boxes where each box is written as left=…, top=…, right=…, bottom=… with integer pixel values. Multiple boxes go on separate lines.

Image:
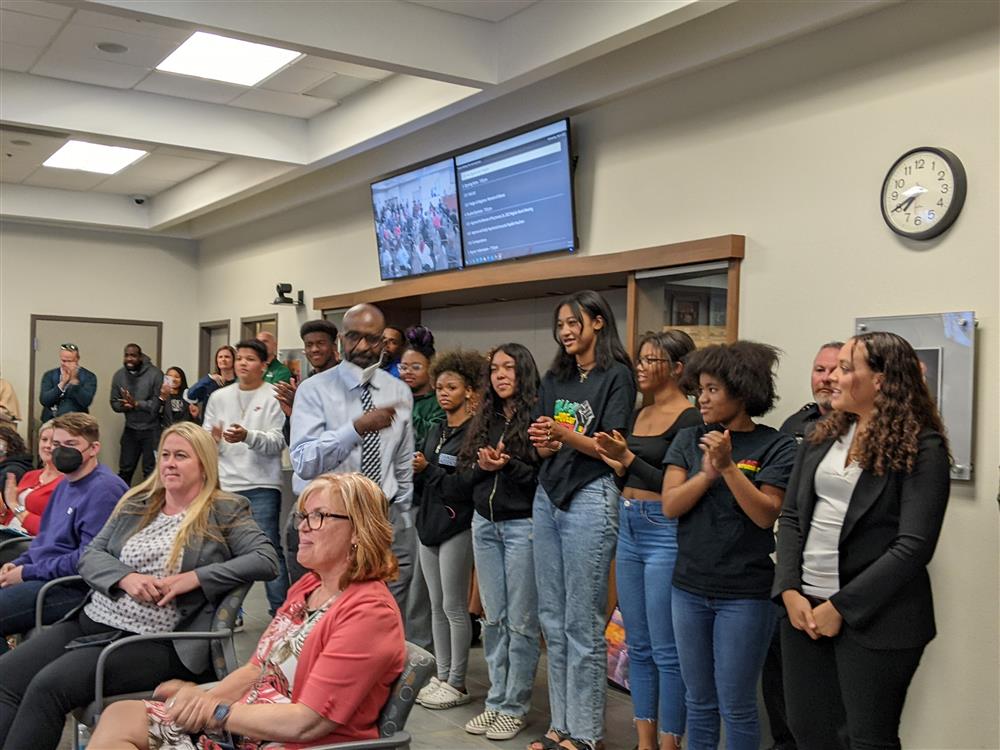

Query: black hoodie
left=466, top=416, right=539, bottom=524
left=110, top=355, right=164, bottom=431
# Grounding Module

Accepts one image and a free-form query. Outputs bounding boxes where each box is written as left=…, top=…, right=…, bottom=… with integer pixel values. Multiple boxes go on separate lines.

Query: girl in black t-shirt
left=527, top=291, right=636, bottom=750
left=662, top=342, right=797, bottom=750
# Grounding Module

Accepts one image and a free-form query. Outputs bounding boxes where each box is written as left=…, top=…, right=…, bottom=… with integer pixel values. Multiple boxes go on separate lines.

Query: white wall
left=195, top=3, right=999, bottom=746
left=0, top=221, right=199, bottom=436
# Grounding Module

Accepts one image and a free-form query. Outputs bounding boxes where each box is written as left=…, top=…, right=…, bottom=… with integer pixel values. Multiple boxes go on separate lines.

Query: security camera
left=131, top=195, right=148, bottom=205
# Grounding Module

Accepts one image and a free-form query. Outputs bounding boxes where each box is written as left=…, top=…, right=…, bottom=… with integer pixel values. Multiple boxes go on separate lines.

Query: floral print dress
left=144, top=593, right=337, bottom=750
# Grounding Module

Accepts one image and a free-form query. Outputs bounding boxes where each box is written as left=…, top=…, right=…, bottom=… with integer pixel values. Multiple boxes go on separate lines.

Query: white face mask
left=360, top=351, right=387, bottom=384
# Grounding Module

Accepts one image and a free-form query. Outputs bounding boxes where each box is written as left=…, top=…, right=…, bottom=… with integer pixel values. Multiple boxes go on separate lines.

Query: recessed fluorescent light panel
left=43, top=140, right=147, bottom=174
left=157, top=31, right=302, bottom=86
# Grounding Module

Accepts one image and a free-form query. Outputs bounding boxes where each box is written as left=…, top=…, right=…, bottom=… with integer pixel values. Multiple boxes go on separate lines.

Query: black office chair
left=0, top=533, right=33, bottom=566
left=64, top=581, right=252, bottom=750
left=308, top=641, right=435, bottom=750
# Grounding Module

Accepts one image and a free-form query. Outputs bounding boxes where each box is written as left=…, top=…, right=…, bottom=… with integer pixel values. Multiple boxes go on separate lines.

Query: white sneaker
left=486, top=713, right=526, bottom=740
left=421, top=681, right=472, bottom=709
left=464, top=709, right=499, bottom=734
left=416, top=676, right=442, bottom=705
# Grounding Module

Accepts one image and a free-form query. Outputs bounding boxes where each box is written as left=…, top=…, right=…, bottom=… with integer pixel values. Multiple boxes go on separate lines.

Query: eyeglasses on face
left=634, top=356, right=670, bottom=368
left=343, top=331, right=382, bottom=347
left=292, top=510, right=351, bottom=530
left=60, top=343, right=79, bottom=352
left=397, top=363, right=426, bottom=373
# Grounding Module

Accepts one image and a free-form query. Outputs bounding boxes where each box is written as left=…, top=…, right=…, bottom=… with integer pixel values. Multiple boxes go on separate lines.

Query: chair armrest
left=34, top=574, right=85, bottom=629
left=303, top=732, right=411, bottom=750
left=94, top=630, right=234, bottom=713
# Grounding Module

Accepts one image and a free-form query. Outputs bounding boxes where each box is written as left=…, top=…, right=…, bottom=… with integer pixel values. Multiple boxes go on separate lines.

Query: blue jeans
left=241, top=487, right=289, bottom=615
left=615, top=498, right=685, bottom=737
left=0, top=579, right=87, bottom=655
left=472, top=513, right=540, bottom=717
left=533, top=475, right=619, bottom=743
left=671, top=587, right=776, bottom=750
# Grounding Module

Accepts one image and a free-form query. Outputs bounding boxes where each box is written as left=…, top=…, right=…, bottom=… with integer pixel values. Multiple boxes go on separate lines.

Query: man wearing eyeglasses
left=289, top=303, right=415, bottom=612
left=39, top=344, right=98, bottom=418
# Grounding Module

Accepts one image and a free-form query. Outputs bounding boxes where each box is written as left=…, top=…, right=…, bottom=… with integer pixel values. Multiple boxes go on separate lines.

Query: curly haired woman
left=774, top=332, right=951, bottom=750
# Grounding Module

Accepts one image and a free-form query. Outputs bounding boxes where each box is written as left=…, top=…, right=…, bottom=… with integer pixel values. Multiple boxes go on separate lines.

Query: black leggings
left=781, top=618, right=924, bottom=750
left=0, top=610, right=205, bottom=750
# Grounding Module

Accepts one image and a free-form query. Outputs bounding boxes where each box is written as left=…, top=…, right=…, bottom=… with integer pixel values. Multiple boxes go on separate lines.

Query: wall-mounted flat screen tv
left=371, top=158, right=463, bottom=280
left=456, top=119, right=576, bottom=267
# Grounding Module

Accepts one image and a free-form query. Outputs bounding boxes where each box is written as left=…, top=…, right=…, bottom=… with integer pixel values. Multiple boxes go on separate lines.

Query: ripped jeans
left=472, top=512, right=541, bottom=717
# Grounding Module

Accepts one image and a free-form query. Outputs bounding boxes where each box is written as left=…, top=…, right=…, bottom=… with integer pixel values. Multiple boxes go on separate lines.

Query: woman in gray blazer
left=0, top=422, right=279, bottom=750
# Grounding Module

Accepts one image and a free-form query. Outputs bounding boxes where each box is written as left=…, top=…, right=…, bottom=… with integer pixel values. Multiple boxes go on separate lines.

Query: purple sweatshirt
left=13, top=463, right=127, bottom=581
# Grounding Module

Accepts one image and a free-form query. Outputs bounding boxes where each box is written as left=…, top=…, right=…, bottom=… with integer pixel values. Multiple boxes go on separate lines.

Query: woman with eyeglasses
left=90, top=473, right=407, bottom=750
left=594, top=331, right=701, bottom=750
left=399, top=325, right=445, bottom=449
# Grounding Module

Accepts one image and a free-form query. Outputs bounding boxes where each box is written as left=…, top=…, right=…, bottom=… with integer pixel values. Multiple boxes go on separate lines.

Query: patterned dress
left=144, top=592, right=336, bottom=750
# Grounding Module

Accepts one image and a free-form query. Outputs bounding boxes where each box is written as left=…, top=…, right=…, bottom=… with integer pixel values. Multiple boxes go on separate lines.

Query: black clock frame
left=880, top=146, right=967, bottom=241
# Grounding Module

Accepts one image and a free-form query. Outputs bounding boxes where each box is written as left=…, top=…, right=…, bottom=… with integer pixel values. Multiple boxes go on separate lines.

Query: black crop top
left=624, top=407, right=703, bottom=492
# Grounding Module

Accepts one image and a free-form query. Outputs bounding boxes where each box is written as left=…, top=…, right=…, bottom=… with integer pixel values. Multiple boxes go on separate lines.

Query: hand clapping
left=699, top=429, right=733, bottom=479
left=477, top=441, right=510, bottom=472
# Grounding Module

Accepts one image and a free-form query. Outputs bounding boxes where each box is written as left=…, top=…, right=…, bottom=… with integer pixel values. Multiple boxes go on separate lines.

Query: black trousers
left=118, top=426, right=159, bottom=484
left=780, top=618, right=924, bottom=750
left=762, top=617, right=796, bottom=747
left=0, top=610, right=204, bottom=750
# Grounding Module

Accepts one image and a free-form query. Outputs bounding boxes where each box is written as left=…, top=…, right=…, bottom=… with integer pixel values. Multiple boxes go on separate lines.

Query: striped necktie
left=359, top=383, right=382, bottom=484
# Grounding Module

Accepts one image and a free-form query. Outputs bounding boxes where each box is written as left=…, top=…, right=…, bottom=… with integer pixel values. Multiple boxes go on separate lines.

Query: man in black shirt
left=765, top=340, right=842, bottom=750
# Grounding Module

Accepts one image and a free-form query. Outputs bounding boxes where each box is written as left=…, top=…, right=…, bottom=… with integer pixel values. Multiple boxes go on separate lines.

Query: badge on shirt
left=737, top=458, right=761, bottom=479
left=439, top=452, right=458, bottom=468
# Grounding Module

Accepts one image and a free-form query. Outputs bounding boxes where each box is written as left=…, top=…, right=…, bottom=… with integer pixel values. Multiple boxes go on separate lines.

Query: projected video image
left=372, top=159, right=463, bottom=280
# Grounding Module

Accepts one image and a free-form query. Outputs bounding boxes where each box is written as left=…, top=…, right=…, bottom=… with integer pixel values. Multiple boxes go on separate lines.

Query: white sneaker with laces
left=416, top=676, right=442, bottom=705
left=464, top=709, right=499, bottom=735
left=421, top=681, right=471, bottom=709
left=486, top=713, right=526, bottom=740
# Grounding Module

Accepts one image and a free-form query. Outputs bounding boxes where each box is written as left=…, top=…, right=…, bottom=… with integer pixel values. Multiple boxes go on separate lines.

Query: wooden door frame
left=239, top=314, right=278, bottom=341
left=198, top=319, right=230, bottom=376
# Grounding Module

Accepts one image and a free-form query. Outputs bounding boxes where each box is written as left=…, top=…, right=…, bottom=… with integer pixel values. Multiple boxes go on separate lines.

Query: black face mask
left=53, top=446, right=85, bottom=473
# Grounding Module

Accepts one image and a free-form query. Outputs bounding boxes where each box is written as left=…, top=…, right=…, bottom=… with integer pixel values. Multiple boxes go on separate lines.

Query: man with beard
left=0, top=413, right=125, bottom=653
left=381, top=325, right=405, bottom=378
left=289, top=304, right=415, bottom=611
left=110, top=344, right=163, bottom=484
left=275, top=319, right=340, bottom=583
left=762, top=340, right=843, bottom=750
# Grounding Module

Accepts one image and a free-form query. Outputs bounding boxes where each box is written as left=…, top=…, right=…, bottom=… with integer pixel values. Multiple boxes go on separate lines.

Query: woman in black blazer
left=774, top=331, right=950, bottom=750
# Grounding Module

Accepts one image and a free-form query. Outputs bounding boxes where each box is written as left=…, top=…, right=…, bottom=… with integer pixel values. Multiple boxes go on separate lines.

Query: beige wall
left=0, top=0, right=996, bottom=745
left=0, top=222, right=200, bottom=439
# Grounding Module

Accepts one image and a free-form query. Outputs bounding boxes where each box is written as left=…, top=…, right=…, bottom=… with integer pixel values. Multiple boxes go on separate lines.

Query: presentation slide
left=371, top=159, right=463, bottom=280
left=456, top=120, right=575, bottom=267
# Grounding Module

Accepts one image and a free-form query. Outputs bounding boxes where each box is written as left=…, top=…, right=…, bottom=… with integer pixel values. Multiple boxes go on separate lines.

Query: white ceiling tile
left=24, top=167, right=108, bottom=191
left=32, top=49, right=150, bottom=88
left=45, top=22, right=182, bottom=69
left=0, top=129, right=66, bottom=166
left=71, top=9, right=192, bottom=42
left=230, top=89, right=337, bottom=118
left=1, top=157, right=39, bottom=183
left=306, top=74, right=375, bottom=100
left=134, top=71, right=245, bottom=103
left=92, top=173, right=177, bottom=196
left=122, top=153, right=217, bottom=181
left=299, top=56, right=392, bottom=81
left=0, top=42, right=43, bottom=72
left=0, top=9, right=64, bottom=47
left=1, top=1, right=74, bottom=21
left=260, top=63, right=335, bottom=94
left=408, top=0, right=536, bottom=22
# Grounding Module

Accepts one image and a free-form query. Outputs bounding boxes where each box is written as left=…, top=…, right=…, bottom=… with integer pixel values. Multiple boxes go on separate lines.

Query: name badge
left=439, top=453, right=458, bottom=467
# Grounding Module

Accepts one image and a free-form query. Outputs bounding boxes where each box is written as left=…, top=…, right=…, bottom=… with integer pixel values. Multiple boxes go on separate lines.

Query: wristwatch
left=211, top=702, right=232, bottom=729
left=13, top=505, right=26, bottom=516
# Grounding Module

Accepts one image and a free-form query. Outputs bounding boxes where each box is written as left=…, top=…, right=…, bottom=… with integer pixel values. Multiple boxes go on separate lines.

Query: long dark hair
left=548, top=290, right=633, bottom=381
left=810, top=332, right=949, bottom=474
left=460, top=343, right=540, bottom=468
left=165, top=366, right=189, bottom=394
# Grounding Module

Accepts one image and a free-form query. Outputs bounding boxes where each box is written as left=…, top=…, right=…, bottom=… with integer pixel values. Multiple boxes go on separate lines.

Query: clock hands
left=890, top=184, right=928, bottom=214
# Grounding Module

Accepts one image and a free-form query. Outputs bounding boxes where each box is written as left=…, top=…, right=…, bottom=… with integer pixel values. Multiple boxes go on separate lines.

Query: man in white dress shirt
left=289, top=304, right=415, bottom=610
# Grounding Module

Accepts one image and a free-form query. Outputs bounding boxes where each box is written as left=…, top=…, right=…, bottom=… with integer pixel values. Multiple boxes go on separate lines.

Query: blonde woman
left=91, top=473, right=407, bottom=750
left=0, top=422, right=279, bottom=750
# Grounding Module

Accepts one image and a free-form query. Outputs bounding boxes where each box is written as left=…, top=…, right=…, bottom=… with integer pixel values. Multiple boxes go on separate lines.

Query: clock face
left=881, top=147, right=967, bottom=240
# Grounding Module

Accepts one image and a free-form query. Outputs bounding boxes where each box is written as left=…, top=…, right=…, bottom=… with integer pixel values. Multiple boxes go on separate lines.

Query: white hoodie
left=203, top=382, right=284, bottom=492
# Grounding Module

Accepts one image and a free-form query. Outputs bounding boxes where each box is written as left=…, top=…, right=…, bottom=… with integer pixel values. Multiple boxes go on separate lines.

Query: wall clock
left=880, top=146, right=967, bottom=240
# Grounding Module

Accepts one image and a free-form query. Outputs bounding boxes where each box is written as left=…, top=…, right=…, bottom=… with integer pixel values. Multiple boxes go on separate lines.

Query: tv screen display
left=456, top=119, right=575, bottom=267
left=371, top=159, right=463, bottom=280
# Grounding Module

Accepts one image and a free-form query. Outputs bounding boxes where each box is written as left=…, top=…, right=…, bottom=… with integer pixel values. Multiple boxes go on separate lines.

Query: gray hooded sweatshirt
left=110, top=355, right=164, bottom=431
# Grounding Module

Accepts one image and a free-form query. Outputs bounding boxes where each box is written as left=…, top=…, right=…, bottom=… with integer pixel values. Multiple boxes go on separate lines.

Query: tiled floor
left=61, top=581, right=776, bottom=749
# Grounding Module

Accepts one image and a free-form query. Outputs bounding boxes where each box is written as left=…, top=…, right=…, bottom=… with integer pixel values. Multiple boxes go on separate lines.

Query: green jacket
left=412, top=391, right=445, bottom=450
left=264, top=359, right=293, bottom=384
